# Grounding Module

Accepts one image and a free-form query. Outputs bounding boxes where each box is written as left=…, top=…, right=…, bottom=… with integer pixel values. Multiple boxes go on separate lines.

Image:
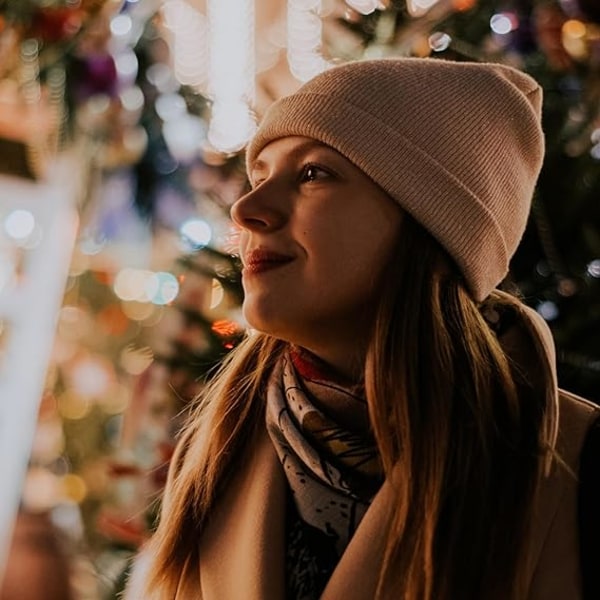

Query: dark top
left=579, top=414, right=600, bottom=600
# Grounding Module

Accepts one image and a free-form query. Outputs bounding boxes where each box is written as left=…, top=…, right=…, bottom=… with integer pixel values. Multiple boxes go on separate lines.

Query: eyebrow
left=250, top=139, right=332, bottom=178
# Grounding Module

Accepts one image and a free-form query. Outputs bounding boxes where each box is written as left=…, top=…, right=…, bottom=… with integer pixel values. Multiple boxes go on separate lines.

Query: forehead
left=250, top=136, right=335, bottom=172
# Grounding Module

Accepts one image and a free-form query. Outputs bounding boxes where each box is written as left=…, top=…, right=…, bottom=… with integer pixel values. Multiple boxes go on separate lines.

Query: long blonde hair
left=143, top=215, right=552, bottom=599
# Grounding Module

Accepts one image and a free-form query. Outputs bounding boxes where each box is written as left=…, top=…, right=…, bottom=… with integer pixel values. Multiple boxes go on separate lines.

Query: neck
left=289, top=345, right=367, bottom=432
left=295, top=343, right=364, bottom=381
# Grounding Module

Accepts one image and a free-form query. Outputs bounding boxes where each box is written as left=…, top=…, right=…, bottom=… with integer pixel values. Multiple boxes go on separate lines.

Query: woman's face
left=231, top=136, right=402, bottom=374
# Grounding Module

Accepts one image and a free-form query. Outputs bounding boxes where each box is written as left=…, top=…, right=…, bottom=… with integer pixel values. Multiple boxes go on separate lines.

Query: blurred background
left=0, top=0, right=598, bottom=598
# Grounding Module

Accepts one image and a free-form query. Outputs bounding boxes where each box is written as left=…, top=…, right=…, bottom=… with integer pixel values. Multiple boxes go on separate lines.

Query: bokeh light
left=62, top=474, right=87, bottom=503
left=345, top=0, right=381, bottom=16
left=587, top=259, right=600, bottom=278
left=429, top=32, right=451, bottom=52
left=110, top=14, right=133, bottom=38
left=180, top=218, right=212, bottom=250
left=490, top=13, right=515, bottom=35
left=407, top=0, right=440, bottom=17
left=537, top=300, right=559, bottom=321
left=4, top=209, right=35, bottom=240
left=145, top=271, right=179, bottom=305
left=114, top=268, right=154, bottom=302
left=210, top=278, right=224, bottom=309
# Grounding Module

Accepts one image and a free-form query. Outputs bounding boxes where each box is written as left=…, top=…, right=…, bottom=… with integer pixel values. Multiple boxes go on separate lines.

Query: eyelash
left=251, top=162, right=333, bottom=189
left=299, top=163, right=332, bottom=183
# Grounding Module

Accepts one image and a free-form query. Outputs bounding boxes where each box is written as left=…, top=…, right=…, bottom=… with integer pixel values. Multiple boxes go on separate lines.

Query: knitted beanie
left=246, top=58, right=545, bottom=301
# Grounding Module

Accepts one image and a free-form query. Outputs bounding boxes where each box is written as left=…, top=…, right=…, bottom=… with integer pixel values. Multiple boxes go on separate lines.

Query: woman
left=131, top=58, right=600, bottom=599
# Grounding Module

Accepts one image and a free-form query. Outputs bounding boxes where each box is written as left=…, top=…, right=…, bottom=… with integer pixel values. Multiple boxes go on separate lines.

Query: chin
left=242, top=306, right=298, bottom=344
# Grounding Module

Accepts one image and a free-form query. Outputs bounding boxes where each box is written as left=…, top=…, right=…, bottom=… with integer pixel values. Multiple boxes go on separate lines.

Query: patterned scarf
left=265, top=347, right=383, bottom=599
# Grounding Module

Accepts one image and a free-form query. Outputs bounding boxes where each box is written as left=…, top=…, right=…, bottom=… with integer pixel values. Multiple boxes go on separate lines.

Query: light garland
left=345, top=0, right=383, bottom=16
left=287, top=0, right=332, bottom=82
left=207, top=0, right=256, bottom=154
left=406, top=0, right=442, bottom=18
left=161, top=0, right=209, bottom=90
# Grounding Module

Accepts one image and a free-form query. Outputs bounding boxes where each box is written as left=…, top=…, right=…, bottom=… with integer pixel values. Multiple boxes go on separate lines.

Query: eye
left=299, top=163, right=332, bottom=183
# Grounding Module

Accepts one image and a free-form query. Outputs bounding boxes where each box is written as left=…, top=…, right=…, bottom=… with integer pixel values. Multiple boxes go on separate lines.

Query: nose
left=230, top=183, right=286, bottom=232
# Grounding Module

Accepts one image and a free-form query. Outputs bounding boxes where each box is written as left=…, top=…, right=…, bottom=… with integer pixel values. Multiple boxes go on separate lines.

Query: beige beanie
left=246, top=58, right=545, bottom=301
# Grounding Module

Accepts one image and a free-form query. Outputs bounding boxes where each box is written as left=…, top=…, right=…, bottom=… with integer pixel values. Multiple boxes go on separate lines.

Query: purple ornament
left=70, top=53, right=118, bottom=103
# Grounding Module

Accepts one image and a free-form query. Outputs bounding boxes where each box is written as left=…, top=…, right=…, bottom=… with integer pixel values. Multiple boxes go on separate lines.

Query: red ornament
left=28, top=7, right=84, bottom=43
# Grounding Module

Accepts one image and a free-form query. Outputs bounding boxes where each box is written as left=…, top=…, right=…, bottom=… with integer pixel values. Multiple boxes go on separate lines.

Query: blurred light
left=88, top=94, right=111, bottom=116
left=120, top=85, right=145, bottom=113
left=120, top=345, right=153, bottom=375
left=110, top=14, right=133, bottom=37
left=591, top=128, right=600, bottom=144
left=210, top=278, right=224, bottom=309
left=345, top=0, right=381, bottom=15
left=563, top=19, right=586, bottom=39
left=208, top=101, right=256, bottom=154
left=99, top=383, right=130, bottom=414
left=452, top=0, right=476, bottom=11
left=562, top=19, right=588, bottom=59
left=490, top=13, right=515, bottom=35
left=121, top=300, right=157, bottom=321
left=590, top=144, right=600, bottom=160
left=114, top=268, right=154, bottom=301
left=30, top=422, right=65, bottom=462
left=180, top=218, right=212, bottom=249
left=57, top=306, right=88, bottom=341
left=155, top=93, right=187, bottom=122
left=162, top=114, right=206, bottom=162
left=287, top=0, right=332, bottom=82
left=587, top=259, right=600, bottom=278
left=79, top=230, right=106, bottom=255
left=22, top=468, right=61, bottom=511
left=71, top=357, right=112, bottom=397
left=4, top=209, right=35, bottom=240
left=207, top=0, right=255, bottom=152
left=162, top=0, right=208, bottom=89
left=146, top=63, right=179, bottom=93
left=537, top=300, right=559, bottom=321
left=557, top=278, right=577, bottom=297
left=429, top=32, right=451, bottom=52
left=57, top=391, right=91, bottom=420
left=122, top=126, right=148, bottom=157
left=211, top=319, right=239, bottom=336
left=62, top=474, right=87, bottom=503
left=407, top=0, right=440, bottom=17
left=114, top=49, right=139, bottom=82
left=535, top=261, right=551, bottom=277
left=145, top=271, right=179, bottom=305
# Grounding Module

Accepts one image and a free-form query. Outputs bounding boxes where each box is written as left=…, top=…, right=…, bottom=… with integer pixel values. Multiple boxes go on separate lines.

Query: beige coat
left=133, top=389, right=594, bottom=600
left=125, top=298, right=600, bottom=599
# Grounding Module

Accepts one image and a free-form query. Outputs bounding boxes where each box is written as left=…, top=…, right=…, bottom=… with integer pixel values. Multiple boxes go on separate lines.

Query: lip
left=243, top=247, right=294, bottom=275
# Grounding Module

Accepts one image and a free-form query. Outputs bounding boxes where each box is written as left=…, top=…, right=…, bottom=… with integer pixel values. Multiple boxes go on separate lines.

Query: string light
left=161, top=0, right=209, bottom=89
left=4, top=210, right=36, bottom=241
left=207, top=0, right=256, bottom=153
left=490, top=13, right=516, bottom=35
left=587, top=260, right=600, bottom=278
left=287, top=0, right=332, bottom=82
left=406, top=0, right=441, bottom=18
left=180, top=218, right=212, bottom=250
left=429, top=32, right=452, bottom=52
left=562, top=19, right=588, bottom=59
left=537, top=300, right=559, bottom=321
left=345, top=0, right=382, bottom=16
